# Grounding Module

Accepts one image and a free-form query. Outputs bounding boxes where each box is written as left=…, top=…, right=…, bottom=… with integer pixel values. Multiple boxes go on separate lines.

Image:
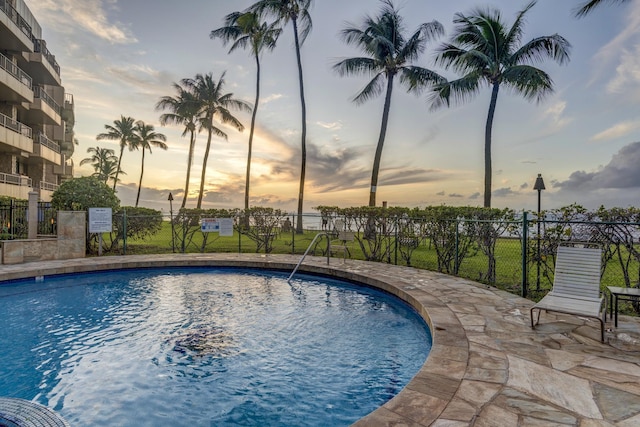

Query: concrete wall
left=0, top=210, right=85, bottom=264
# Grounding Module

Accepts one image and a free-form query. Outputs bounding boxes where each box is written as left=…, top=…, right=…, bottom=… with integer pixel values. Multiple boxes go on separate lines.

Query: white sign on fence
left=201, top=218, right=234, bottom=236
left=219, top=218, right=234, bottom=237
left=88, top=208, right=112, bottom=233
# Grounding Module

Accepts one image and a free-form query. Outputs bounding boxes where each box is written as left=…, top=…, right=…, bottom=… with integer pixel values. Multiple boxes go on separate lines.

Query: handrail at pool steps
left=288, top=232, right=330, bottom=282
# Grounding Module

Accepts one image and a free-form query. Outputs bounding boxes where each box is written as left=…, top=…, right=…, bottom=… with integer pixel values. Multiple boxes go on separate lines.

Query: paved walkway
left=1, top=254, right=639, bottom=426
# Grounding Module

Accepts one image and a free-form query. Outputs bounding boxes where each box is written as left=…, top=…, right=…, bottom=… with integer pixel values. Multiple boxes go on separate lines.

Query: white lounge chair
left=530, top=244, right=607, bottom=342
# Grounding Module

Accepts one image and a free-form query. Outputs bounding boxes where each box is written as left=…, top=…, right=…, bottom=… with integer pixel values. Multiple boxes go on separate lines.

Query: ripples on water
left=0, top=268, right=432, bottom=426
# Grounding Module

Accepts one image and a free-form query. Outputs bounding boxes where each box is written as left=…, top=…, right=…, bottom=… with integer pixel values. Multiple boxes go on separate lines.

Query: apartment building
left=0, top=0, right=74, bottom=201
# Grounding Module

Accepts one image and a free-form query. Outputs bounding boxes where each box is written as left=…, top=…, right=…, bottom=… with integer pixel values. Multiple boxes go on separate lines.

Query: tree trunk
left=181, top=128, right=196, bottom=209
left=484, top=82, right=500, bottom=208
left=292, top=18, right=307, bottom=234
left=246, top=53, right=261, bottom=211
left=369, top=74, right=394, bottom=207
left=113, top=144, right=125, bottom=191
left=135, top=148, right=145, bottom=207
left=197, top=123, right=213, bottom=209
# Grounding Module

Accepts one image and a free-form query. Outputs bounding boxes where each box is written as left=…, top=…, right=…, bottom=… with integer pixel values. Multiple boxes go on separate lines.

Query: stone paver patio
left=0, top=253, right=638, bottom=426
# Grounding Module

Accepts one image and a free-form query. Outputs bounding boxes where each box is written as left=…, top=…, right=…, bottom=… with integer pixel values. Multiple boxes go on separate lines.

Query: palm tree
left=100, top=159, right=124, bottom=187
left=431, top=1, right=571, bottom=208
left=210, top=11, right=281, bottom=211
left=156, top=83, right=200, bottom=209
left=334, top=0, right=445, bottom=207
left=80, top=146, right=120, bottom=185
left=131, top=121, right=168, bottom=208
left=575, top=0, right=630, bottom=17
left=249, top=0, right=312, bottom=233
left=181, top=72, right=251, bottom=209
left=96, top=115, right=136, bottom=191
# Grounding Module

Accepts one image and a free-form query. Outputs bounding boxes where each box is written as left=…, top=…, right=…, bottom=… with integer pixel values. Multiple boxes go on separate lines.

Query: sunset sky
left=28, top=0, right=640, bottom=213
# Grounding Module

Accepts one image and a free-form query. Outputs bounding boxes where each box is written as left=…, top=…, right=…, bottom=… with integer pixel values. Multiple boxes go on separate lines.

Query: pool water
left=0, top=268, right=432, bottom=426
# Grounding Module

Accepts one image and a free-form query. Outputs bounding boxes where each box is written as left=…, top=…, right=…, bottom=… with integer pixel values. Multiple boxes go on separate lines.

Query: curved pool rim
left=0, top=254, right=469, bottom=426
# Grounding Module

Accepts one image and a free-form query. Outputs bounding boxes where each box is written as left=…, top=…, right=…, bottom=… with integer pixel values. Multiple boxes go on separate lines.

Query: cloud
left=520, top=182, right=529, bottom=190
left=591, top=120, right=640, bottom=142
left=469, top=192, right=481, bottom=200
left=555, top=140, right=640, bottom=190
left=605, top=41, right=640, bottom=103
left=436, top=191, right=445, bottom=196
left=260, top=94, right=284, bottom=105
left=542, top=100, right=573, bottom=130
left=493, top=187, right=517, bottom=198
left=448, top=193, right=464, bottom=198
left=29, top=0, right=137, bottom=44
left=316, top=121, right=343, bottom=131
left=591, top=0, right=640, bottom=83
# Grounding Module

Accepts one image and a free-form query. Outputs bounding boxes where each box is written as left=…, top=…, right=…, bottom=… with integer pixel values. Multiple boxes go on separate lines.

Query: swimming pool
left=0, top=267, right=432, bottom=426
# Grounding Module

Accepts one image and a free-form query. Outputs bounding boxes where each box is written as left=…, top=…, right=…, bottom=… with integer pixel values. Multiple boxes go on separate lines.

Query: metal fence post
left=521, top=211, right=528, bottom=298
left=454, top=219, right=460, bottom=275
left=122, top=209, right=127, bottom=255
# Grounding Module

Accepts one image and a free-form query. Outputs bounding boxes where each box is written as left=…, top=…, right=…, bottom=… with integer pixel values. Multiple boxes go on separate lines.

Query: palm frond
left=504, top=1, right=536, bottom=49
left=333, top=57, right=379, bottom=77
left=574, top=0, right=630, bottom=17
left=352, top=73, right=386, bottom=105
left=428, top=72, right=483, bottom=111
left=400, top=66, right=446, bottom=94
left=511, top=34, right=571, bottom=66
left=501, top=64, right=553, bottom=102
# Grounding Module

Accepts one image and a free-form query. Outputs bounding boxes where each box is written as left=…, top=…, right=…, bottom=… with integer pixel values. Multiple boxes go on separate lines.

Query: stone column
left=28, top=191, right=39, bottom=239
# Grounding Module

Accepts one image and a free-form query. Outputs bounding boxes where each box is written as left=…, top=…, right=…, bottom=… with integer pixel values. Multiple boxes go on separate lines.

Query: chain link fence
left=7, top=206, right=637, bottom=314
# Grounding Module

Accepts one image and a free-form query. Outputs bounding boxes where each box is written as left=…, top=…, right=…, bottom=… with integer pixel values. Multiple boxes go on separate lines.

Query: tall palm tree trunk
left=181, top=130, right=196, bottom=209
left=136, top=148, right=146, bottom=207
left=293, top=18, right=307, bottom=234
left=197, top=127, right=214, bottom=209
left=369, top=75, right=395, bottom=207
left=114, top=146, right=125, bottom=190
left=484, top=82, right=500, bottom=208
left=245, top=53, right=261, bottom=211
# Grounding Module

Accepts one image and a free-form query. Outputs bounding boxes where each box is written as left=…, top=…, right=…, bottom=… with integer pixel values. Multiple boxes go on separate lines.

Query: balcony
left=0, top=172, right=32, bottom=199
left=0, top=0, right=34, bottom=52
left=22, top=39, right=61, bottom=86
left=0, top=51, right=33, bottom=103
left=33, top=132, right=61, bottom=164
left=0, top=112, right=33, bottom=153
left=62, top=93, right=74, bottom=127
left=24, top=86, right=61, bottom=126
left=38, top=181, right=59, bottom=201
left=54, top=157, right=73, bottom=178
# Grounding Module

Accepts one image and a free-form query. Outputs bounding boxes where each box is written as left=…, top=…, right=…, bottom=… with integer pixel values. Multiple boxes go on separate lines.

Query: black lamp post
left=168, top=192, right=175, bottom=253
left=533, top=174, right=545, bottom=290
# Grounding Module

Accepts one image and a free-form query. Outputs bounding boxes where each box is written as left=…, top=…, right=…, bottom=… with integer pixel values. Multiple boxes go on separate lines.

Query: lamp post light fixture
left=533, top=174, right=546, bottom=291
left=168, top=192, right=175, bottom=253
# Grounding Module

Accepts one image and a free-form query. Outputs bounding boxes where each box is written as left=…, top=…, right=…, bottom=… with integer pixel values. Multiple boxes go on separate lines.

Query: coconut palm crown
left=430, top=1, right=571, bottom=207
left=334, top=0, right=445, bottom=207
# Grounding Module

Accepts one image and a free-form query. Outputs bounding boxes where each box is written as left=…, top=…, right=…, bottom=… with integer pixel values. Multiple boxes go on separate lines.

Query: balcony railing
left=0, top=51, right=32, bottom=89
left=33, top=39, right=61, bottom=76
left=39, top=181, right=59, bottom=192
left=35, top=132, right=61, bottom=153
left=33, top=86, right=62, bottom=116
left=0, top=0, right=33, bottom=39
left=0, top=172, right=31, bottom=187
left=0, top=112, right=32, bottom=138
